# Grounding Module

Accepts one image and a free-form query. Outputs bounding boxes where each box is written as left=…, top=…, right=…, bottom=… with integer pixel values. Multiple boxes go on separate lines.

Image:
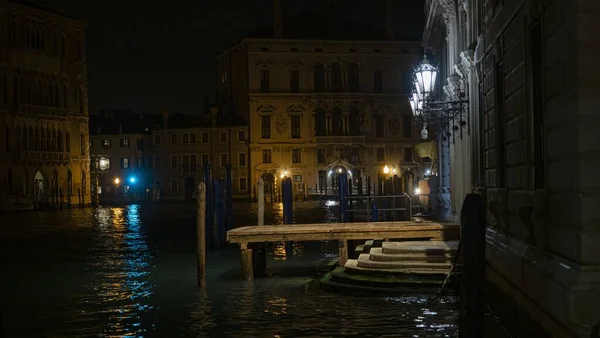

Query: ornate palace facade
left=216, top=1, right=426, bottom=200
left=0, top=1, right=90, bottom=210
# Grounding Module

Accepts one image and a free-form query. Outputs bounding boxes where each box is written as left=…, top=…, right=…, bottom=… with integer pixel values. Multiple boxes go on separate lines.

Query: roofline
left=217, top=37, right=421, bottom=59
left=9, top=1, right=87, bottom=28
left=241, top=37, right=422, bottom=45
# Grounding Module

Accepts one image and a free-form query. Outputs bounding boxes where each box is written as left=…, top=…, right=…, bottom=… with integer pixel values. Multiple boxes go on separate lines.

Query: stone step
left=354, top=244, right=366, bottom=256
left=368, top=247, right=455, bottom=263
left=355, top=254, right=454, bottom=272
left=381, top=240, right=459, bottom=255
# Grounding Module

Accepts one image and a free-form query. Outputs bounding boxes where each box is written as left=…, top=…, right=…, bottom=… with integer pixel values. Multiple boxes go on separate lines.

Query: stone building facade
left=423, top=0, right=600, bottom=336
left=216, top=1, right=426, bottom=201
left=89, top=110, right=249, bottom=202
left=0, top=1, right=90, bottom=210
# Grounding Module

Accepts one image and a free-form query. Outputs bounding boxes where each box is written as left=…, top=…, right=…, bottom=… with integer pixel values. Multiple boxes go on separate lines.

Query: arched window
left=315, top=108, right=326, bottom=137
left=348, top=63, right=359, bottom=92
left=40, top=127, right=46, bottom=151
left=54, top=83, right=60, bottom=108
left=22, top=170, right=28, bottom=195
left=349, top=107, right=361, bottom=136
left=314, top=63, right=326, bottom=93
left=81, top=170, right=87, bottom=194
left=332, top=107, right=343, bottom=136
left=7, top=169, right=14, bottom=195
left=57, top=130, right=63, bottom=152
left=80, top=132, right=85, bottom=155
left=65, top=132, right=71, bottom=152
left=5, top=127, right=10, bottom=152
left=15, top=125, right=21, bottom=151
left=67, top=169, right=73, bottom=196
left=23, top=126, right=29, bottom=150
left=79, top=88, right=85, bottom=114
left=331, top=63, right=342, bottom=92
left=63, top=84, right=68, bottom=111
left=28, top=126, right=34, bottom=150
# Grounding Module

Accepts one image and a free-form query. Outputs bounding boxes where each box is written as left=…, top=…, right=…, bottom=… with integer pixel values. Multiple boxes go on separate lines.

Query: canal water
left=0, top=202, right=510, bottom=337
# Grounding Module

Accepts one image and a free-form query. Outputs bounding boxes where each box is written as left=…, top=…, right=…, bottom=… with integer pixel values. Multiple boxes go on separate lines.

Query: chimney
left=202, top=95, right=210, bottom=115
left=209, top=106, right=218, bottom=127
left=273, top=0, right=283, bottom=38
left=161, top=110, right=169, bottom=129
left=386, top=0, right=395, bottom=40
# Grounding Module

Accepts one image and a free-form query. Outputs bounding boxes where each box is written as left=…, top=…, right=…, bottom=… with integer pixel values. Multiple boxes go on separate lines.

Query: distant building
left=0, top=1, right=90, bottom=210
left=216, top=0, right=426, bottom=201
left=151, top=108, right=248, bottom=200
left=89, top=109, right=249, bottom=202
left=89, top=111, right=160, bottom=202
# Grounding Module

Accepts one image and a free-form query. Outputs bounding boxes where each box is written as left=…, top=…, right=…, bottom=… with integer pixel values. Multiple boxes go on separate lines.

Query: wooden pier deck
left=227, top=221, right=460, bottom=280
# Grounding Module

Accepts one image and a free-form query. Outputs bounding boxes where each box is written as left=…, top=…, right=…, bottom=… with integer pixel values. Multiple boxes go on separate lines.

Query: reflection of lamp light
left=383, top=165, right=390, bottom=174
left=114, top=178, right=120, bottom=184
left=414, top=188, right=421, bottom=195
left=392, top=167, right=397, bottom=174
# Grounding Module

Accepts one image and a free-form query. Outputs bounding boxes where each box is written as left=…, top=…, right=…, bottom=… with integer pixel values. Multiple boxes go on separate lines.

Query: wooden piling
left=255, top=178, right=267, bottom=275
left=459, top=193, right=486, bottom=338
left=196, top=182, right=207, bottom=287
left=240, top=243, right=254, bottom=281
left=338, top=239, right=348, bottom=267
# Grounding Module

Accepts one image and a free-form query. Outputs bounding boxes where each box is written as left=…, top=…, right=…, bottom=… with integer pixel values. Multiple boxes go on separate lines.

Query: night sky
left=25, top=0, right=425, bottom=115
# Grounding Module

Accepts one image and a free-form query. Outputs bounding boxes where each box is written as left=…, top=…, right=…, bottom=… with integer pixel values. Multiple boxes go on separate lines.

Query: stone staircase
left=321, top=240, right=461, bottom=294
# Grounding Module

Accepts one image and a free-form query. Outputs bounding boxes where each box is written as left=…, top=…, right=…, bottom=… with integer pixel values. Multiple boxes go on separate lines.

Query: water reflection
left=0, top=202, right=510, bottom=338
left=93, top=205, right=154, bottom=337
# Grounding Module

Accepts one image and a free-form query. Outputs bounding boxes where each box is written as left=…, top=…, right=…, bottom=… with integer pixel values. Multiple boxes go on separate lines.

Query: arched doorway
left=261, top=172, right=275, bottom=203
left=34, top=170, right=44, bottom=206
left=403, top=170, right=415, bottom=195
left=184, top=176, right=196, bottom=200
left=330, top=165, right=347, bottom=196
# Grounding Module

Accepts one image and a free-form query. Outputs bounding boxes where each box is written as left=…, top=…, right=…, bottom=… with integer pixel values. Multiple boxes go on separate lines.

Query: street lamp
left=114, top=177, right=120, bottom=185
left=383, top=165, right=390, bottom=174
left=409, top=55, right=469, bottom=143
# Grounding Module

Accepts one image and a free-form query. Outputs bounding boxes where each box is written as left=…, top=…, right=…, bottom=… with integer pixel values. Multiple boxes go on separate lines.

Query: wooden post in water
left=196, top=182, right=207, bottom=287
left=338, top=239, right=348, bottom=267
left=459, top=193, right=486, bottom=338
left=240, top=243, right=254, bottom=281
left=254, top=178, right=267, bottom=275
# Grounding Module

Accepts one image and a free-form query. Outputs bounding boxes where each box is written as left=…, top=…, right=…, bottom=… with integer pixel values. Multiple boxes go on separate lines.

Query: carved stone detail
left=274, top=114, right=288, bottom=135
left=388, top=115, right=400, bottom=135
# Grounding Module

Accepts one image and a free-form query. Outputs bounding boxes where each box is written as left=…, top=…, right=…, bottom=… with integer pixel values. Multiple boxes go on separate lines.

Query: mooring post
left=196, top=182, right=206, bottom=287
left=240, top=243, right=254, bottom=281
left=225, top=165, right=233, bottom=231
left=282, top=178, right=294, bottom=257
left=212, top=179, right=221, bottom=249
left=203, top=164, right=212, bottom=247
left=254, top=178, right=267, bottom=275
left=459, top=193, right=486, bottom=338
left=338, top=239, right=348, bottom=267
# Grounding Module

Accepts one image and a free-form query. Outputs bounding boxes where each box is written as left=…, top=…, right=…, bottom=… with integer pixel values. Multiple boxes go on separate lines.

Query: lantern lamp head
left=414, top=55, right=438, bottom=97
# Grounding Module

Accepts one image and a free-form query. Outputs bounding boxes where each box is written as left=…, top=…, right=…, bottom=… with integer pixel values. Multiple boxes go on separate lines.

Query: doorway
left=184, top=176, right=196, bottom=200
left=261, top=172, right=275, bottom=203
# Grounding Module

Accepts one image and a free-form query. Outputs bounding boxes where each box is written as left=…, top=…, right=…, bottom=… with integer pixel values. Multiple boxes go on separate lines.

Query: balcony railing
left=314, top=135, right=365, bottom=144
left=18, top=104, right=68, bottom=116
left=21, top=151, right=71, bottom=162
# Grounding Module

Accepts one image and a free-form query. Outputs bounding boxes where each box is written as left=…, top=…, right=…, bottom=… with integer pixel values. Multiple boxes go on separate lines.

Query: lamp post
left=408, top=55, right=465, bottom=221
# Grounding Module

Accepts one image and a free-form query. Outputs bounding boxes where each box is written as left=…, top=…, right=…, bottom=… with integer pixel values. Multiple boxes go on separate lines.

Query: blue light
left=129, top=177, right=136, bottom=183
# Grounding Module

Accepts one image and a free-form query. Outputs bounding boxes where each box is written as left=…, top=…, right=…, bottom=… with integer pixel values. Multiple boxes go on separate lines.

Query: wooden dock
left=227, top=221, right=460, bottom=280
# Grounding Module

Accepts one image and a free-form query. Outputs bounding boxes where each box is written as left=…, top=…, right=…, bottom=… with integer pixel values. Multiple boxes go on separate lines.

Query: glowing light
left=383, top=165, right=390, bottom=174
left=348, top=170, right=352, bottom=176
left=392, top=167, right=397, bottom=174
left=426, top=169, right=431, bottom=175
left=338, top=168, right=342, bottom=173
left=328, top=170, right=333, bottom=176
left=129, top=177, right=136, bottom=183
left=99, top=157, right=110, bottom=170
left=280, top=173, right=285, bottom=179
left=114, top=177, right=120, bottom=184
left=414, top=188, right=421, bottom=195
